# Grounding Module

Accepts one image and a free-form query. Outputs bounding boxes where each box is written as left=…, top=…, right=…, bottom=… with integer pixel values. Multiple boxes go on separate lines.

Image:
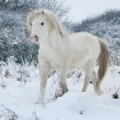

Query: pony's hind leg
left=92, top=71, right=102, bottom=95
left=82, top=75, right=91, bottom=92
left=82, top=60, right=96, bottom=92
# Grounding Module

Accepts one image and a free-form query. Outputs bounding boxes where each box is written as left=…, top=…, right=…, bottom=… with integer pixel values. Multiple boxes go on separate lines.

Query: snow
left=0, top=64, right=120, bottom=120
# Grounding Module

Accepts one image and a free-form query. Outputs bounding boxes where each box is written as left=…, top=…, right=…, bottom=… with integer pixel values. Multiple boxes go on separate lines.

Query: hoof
left=95, top=90, right=103, bottom=96
left=98, top=91, right=103, bottom=96
left=35, top=99, right=44, bottom=104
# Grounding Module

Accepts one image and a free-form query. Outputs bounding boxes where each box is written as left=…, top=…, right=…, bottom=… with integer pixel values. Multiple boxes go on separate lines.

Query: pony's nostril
left=35, top=35, right=37, bottom=38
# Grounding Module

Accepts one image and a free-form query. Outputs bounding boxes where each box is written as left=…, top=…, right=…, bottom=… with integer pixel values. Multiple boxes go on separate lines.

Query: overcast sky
left=65, top=0, right=120, bottom=21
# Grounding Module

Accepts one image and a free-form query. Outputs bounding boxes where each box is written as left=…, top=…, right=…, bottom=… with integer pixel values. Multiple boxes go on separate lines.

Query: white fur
left=27, top=10, right=101, bottom=104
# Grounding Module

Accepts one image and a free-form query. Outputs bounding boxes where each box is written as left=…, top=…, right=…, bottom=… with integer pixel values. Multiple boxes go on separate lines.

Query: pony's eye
left=31, top=23, right=32, bottom=25
left=41, top=22, right=44, bottom=26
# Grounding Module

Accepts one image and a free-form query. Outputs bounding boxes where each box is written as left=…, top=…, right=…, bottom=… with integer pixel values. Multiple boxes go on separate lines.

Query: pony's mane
left=27, top=9, right=68, bottom=37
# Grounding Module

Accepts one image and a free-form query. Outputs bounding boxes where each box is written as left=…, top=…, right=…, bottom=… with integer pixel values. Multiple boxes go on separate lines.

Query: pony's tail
left=97, top=37, right=109, bottom=84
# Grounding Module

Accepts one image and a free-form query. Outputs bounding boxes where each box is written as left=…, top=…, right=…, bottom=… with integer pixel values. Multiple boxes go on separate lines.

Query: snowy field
left=0, top=61, right=120, bottom=120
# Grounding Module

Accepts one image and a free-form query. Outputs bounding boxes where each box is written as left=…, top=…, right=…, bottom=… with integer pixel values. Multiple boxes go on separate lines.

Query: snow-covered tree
left=0, top=0, right=71, bottom=64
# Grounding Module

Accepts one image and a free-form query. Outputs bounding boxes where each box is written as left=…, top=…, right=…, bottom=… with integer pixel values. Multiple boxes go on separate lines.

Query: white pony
left=27, top=9, right=109, bottom=104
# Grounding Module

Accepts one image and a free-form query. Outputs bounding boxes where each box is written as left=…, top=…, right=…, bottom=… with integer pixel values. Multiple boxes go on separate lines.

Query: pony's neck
left=41, top=28, right=68, bottom=41
left=39, top=29, right=69, bottom=48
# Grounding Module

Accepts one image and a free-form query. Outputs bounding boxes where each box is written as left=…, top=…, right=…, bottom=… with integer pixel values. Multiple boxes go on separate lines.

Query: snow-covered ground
left=0, top=62, right=120, bottom=120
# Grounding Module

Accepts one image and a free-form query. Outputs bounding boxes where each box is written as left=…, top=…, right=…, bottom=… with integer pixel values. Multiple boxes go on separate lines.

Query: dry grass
left=48, top=70, right=56, bottom=78
left=112, top=85, right=120, bottom=99
left=100, top=85, right=120, bottom=99
left=10, top=65, right=31, bottom=86
left=0, top=63, right=31, bottom=87
left=67, top=70, right=77, bottom=78
left=0, top=68, right=6, bottom=88
left=50, top=85, right=67, bottom=99
left=41, top=82, right=72, bottom=109
left=4, top=69, right=11, bottom=78
left=41, top=86, right=66, bottom=108
left=0, top=104, right=40, bottom=120
left=0, top=104, right=17, bottom=120
left=32, top=111, right=39, bottom=120
left=16, top=66, right=29, bottom=84
left=112, top=92, right=118, bottom=99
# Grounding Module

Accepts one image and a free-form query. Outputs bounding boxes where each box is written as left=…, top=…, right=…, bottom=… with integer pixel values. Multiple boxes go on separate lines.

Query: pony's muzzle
left=30, top=34, right=37, bottom=39
left=30, top=34, right=38, bottom=43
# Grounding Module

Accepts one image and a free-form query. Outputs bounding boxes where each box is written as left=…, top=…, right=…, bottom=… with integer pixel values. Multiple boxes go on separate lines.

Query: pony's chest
left=39, top=39, right=72, bottom=69
left=39, top=48, right=63, bottom=70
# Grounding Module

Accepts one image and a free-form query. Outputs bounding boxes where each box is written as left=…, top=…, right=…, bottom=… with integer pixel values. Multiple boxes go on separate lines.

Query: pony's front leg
left=36, top=62, right=50, bottom=104
left=59, top=67, right=69, bottom=94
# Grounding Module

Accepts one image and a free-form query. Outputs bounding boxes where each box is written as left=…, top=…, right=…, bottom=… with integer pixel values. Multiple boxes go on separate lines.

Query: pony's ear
left=42, top=10, right=44, bottom=14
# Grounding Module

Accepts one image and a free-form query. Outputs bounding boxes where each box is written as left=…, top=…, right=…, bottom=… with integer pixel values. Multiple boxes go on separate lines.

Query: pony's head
left=27, top=9, right=67, bottom=43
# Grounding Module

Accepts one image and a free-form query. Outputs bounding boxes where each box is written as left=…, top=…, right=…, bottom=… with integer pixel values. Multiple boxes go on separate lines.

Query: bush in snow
left=0, top=0, right=71, bottom=64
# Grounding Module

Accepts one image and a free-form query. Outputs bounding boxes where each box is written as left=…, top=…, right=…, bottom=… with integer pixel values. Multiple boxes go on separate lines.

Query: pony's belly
left=49, top=59, right=61, bottom=70
left=48, top=56, right=72, bottom=70
left=39, top=52, right=71, bottom=70
left=70, top=48, right=92, bottom=69
left=70, top=57, right=88, bottom=69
